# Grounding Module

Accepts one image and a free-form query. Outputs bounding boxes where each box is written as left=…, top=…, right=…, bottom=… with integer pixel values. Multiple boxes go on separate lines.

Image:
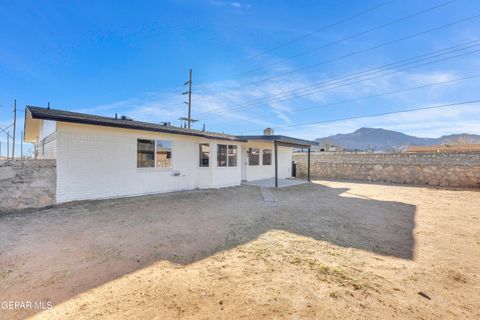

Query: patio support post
left=274, top=140, right=278, bottom=188
left=307, top=147, right=311, bottom=182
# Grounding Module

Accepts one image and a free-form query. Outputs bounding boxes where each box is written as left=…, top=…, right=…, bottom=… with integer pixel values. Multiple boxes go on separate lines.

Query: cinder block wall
left=0, top=160, right=56, bottom=211
left=293, top=152, right=480, bottom=188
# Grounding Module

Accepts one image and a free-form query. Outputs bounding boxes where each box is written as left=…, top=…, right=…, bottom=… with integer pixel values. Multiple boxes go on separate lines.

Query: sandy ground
left=0, top=180, right=479, bottom=319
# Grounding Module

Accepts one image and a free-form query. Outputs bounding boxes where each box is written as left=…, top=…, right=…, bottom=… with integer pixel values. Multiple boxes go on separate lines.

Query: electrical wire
left=240, top=99, right=480, bottom=133
left=240, top=0, right=395, bottom=62
left=240, top=0, right=458, bottom=75
left=196, top=40, right=480, bottom=119
left=235, top=73, right=480, bottom=121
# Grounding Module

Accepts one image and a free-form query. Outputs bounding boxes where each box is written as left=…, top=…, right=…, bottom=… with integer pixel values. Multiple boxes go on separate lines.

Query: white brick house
left=24, top=106, right=317, bottom=203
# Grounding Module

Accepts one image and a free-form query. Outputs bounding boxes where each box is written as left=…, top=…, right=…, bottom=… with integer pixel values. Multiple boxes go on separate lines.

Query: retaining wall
left=0, top=160, right=56, bottom=211
left=294, top=152, right=480, bottom=188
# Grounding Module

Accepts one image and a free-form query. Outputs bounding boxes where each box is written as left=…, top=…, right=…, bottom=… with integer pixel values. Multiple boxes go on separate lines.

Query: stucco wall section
left=294, top=152, right=480, bottom=188
left=0, top=160, right=56, bottom=211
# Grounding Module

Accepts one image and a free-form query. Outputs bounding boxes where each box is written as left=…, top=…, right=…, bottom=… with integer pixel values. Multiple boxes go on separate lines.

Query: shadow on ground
left=0, top=182, right=415, bottom=319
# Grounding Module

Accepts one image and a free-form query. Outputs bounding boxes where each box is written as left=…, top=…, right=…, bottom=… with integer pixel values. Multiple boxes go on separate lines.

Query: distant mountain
left=438, top=133, right=480, bottom=145
left=315, top=127, right=480, bottom=152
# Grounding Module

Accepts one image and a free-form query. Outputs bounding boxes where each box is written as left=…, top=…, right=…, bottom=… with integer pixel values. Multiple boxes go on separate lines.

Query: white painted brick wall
left=54, top=122, right=295, bottom=203
left=242, top=142, right=292, bottom=181
left=278, top=146, right=293, bottom=179
left=55, top=123, right=244, bottom=203
left=210, top=143, right=242, bottom=187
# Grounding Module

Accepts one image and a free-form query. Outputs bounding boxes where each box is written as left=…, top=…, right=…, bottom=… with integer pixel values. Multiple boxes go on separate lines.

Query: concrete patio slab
left=242, top=178, right=309, bottom=188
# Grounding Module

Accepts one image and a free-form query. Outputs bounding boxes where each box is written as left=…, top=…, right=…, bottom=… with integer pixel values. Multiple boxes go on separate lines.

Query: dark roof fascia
left=236, top=135, right=319, bottom=147
left=27, top=106, right=246, bottom=142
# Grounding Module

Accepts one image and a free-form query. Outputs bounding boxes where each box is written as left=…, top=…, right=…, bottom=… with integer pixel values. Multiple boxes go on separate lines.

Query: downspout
left=274, top=140, right=278, bottom=188
left=307, top=147, right=311, bottom=182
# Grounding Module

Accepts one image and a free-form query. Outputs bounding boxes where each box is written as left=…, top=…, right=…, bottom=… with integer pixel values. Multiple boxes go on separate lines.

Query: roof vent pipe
left=264, top=128, right=274, bottom=136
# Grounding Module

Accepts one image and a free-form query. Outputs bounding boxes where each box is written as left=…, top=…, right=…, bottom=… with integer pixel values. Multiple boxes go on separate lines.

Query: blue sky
left=1, top=0, right=480, bottom=156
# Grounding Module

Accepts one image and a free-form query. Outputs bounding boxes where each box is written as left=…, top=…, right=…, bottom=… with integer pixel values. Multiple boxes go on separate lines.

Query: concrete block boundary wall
left=294, top=152, right=480, bottom=188
left=0, top=160, right=56, bottom=212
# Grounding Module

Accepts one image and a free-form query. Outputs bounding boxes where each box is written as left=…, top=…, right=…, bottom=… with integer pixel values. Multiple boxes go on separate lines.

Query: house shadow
left=1, top=182, right=415, bottom=319
left=158, top=182, right=415, bottom=264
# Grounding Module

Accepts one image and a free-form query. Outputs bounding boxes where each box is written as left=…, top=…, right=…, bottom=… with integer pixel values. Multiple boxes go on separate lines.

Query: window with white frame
left=217, top=144, right=227, bottom=167
left=263, top=149, right=272, bottom=165
left=248, top=147, right=260, bottom=165
left=156, top=140, right=172, bottom=168
left=217, top=144, right=237, bottom=167
left=137, top=139, right=172, bottom=168
left=137, top=139, right=155, bottom=168
left=199, top=143, right=209, bottom=167
left=228, top=145, right=237, bottom=167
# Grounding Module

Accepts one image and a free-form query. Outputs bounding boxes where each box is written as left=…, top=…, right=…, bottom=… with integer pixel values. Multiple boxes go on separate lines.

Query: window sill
left=136, top=168, right=173, bottom=172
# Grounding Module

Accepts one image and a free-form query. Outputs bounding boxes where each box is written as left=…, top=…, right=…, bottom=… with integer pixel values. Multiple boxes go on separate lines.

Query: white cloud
left=208, top=0, right=251, bottom=13
left=404, top=71, right=457, bottom=84
left=276, top=104, right=480, bottom=139
left=54, top=65, right=480, bottom=140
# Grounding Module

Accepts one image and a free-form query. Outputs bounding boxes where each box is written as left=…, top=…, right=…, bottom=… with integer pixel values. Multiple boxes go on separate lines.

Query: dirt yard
left=1, top=181, right=479, bottom=319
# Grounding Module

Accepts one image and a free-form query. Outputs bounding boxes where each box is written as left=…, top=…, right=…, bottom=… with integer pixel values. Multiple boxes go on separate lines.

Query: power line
left=182, top=10, right=480, bottom=120
left=241, top=0, right=395, bottom=62
left=240, top=99, right=480, bottom=133
left=239, top=44, right=480, bottom=112
left=233, top=73, right=480, bottom=121
left=246, top=13, right=480, bottom=87
left=142, top=0, right=463, bottom=124
left=166, top=0, right=460, bottom=113
left=203, top=40, right=480, bottom=117
left=196, top=39, right=480, bottom=119
left=194, top=13, right=480, bottom=118
left=240, top=0, right=457, bottom=76
left=0, top=123, right=13, bottom=136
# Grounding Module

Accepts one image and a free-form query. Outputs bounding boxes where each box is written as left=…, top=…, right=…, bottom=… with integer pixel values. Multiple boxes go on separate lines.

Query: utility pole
left=12, top=99, right=16, bottom=160
left=21, top=131, right=24, bottom=160
left=182, top=68, right=193, bottom=130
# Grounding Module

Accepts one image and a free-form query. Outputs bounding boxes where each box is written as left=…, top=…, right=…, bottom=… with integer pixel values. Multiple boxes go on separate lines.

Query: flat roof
left=237, top=135, right=318, bottom=147
left=26, top=106, right=245, bottom=142
left=25, top=106, right=318, bottom=147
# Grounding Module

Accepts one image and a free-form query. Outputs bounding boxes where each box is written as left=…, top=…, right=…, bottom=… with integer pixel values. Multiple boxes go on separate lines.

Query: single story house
left=24, top=106, right=317, bottom=203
